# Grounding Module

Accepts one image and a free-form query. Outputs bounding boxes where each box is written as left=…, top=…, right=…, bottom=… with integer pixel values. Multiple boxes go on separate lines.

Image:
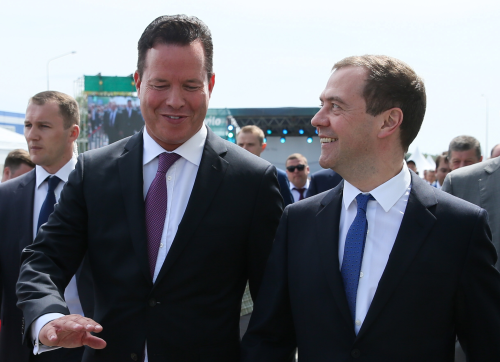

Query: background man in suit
left=305, top=168, right=343, bottom=197
left=116, top=99, right=143, bottom=138
left=285, top=153, right=310, bottom=202
left=442, top=156, right=500, bottom=362
left=241, top=55, right=500, bottom=361
left=236, top=125, right=294, bottom=207
left=103, top=101, right=120, bottom=144
left=431, top=151, right=450, bottom=189
left=0, top=91, right=93, bottom=362
left=16, top=15, right=282, bottom=362
left=1, top=149, right=35, bottom=182
left=448, top=135, right=482, bottom=171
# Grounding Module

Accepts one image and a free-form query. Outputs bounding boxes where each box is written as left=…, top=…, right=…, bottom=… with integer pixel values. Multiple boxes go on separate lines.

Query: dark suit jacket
left=17, top=128, right=283, bottom=362
left=305, top=168, right=343, bottom=198
left=241, top=173, right=500, bottom=362
left=0, top=170, right=94, bottom=362
left=276, top=169, right=294, bottom=207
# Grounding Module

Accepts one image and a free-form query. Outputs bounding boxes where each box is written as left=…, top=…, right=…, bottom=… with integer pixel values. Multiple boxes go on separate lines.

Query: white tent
left=425, top=155, right=436, bottom=171
left=0, top=127, right=27, bottom=170
left=408, top=147, right=434, bottom=177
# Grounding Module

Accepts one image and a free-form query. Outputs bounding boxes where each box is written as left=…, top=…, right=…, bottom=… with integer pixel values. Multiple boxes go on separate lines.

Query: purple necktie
left=145, top=152, right=181, bottom=279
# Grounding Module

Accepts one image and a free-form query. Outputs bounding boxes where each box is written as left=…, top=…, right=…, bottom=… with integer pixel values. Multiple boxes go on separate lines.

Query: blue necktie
left=37, top=176, right=61, bottom=232
left=341, top=193, right=374, bottom=322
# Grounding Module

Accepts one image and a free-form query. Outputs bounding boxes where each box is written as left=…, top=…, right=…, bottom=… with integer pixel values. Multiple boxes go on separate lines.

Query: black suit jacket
left=0, top=170, right=94, bottom=362
left=17, top=128, right=283, bottom=362
left=242, top=173, right=500, bottom=362
left=305, top=168, right=343, bottom=198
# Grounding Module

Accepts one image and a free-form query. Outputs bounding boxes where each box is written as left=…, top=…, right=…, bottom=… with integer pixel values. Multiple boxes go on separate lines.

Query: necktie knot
left=355, top=193, right=374, bottom=213
left=293, top=187, right=306, bottom=200
left=47, top=175, right=61, bottom=192
left=157, top=153, right=181, bottom=174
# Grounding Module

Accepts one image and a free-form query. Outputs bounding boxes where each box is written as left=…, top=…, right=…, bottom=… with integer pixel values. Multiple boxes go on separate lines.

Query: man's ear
left=261, top=143, right=267, bottom=153
left=378, top=108, right=403, bottom=139
left=208, top=73, right=215, bottom=97
left=134, top=71, right=141, bottom=96
left=2, top=167, right=11, bottom=182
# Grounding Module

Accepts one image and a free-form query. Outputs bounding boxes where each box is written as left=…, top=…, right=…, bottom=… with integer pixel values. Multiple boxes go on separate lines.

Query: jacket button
left=131, top=353, right=138, bottom=361
left=149, top=298, right=156, bottom=307
left=351, top=349, right=361, bottom=358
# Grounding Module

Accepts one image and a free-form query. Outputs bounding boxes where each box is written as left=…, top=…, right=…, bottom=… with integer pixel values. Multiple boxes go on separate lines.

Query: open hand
left=39, top=314, right=106, bottom=349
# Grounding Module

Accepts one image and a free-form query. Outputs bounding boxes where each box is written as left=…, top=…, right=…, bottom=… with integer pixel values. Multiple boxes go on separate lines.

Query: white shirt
left=32, top=126, right=207, bottom=360
left=143, top=125, right=206, bottom=361
left=339, top=163, right=411, bottom=334
left=290, top=179, right=310, bottom=202
left=31, top=157, right=85, bottom=354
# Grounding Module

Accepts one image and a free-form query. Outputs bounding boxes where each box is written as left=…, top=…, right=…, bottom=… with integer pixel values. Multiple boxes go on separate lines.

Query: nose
left=165, top=85, right=185, bottom=109
left=311, top=107, right=329, bottom=130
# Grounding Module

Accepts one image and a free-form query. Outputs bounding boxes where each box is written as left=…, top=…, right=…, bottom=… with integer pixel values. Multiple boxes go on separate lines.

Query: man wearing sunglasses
left=285, top=153, right=310, bottom=202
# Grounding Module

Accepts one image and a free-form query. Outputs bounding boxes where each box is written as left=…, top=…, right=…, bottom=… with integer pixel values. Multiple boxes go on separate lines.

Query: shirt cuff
left=31, top=313, right=65, bottom=355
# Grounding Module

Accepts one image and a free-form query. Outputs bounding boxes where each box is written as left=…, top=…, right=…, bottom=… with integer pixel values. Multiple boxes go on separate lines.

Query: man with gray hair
left=448, top=135, right=482, bottom=171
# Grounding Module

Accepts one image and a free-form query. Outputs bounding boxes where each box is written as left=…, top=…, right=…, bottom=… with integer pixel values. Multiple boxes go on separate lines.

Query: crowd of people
left=87, top=99, right=144, bottom=148
left=1, top=14, right=500, bottom=362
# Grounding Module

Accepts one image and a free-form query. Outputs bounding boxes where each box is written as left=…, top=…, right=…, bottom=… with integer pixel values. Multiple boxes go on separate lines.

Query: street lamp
left=47, top=51, right=76, bottom=90
left=482, top=94, right=489, bottom=158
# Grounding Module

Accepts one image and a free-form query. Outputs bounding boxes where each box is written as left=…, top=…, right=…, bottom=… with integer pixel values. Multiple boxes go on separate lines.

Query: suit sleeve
left=247, top=165, right=284, bottom=301
left=16, top=154, right=89, bottom=342
left=242, top=207, right=296, bottom=362
left=455, top=208, right=500, bottom=360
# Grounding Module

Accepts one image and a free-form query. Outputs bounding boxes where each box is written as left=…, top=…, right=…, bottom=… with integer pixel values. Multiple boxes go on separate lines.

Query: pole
left=482, top=94, right=488, bottom=158
left=47, top=51, right=77, bottom=90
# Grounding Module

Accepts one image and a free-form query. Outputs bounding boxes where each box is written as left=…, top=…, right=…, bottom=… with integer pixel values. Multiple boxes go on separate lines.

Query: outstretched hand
left=39, top=314, right=106, bottom=349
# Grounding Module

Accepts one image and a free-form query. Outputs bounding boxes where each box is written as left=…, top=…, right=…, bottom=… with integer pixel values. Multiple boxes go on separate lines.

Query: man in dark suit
left=0, top=91, right=94, bottom=362
left=116, top=99, right=143, bottom=138
left=241, top=55, right=500, bottom=361
left=16, top=15, right=282, bottom=362
left=305, top=168, right=343, bottom=198
left=103, top=101, right=120, bottom=144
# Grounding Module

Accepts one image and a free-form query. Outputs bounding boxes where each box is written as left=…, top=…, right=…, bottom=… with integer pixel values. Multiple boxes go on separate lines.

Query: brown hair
left=333, top=55, right=426, bottom=152
left=286, top=153, right=308, bottom=166
left=434, top=151, right=448, bottom=170
left=137, top=15, right=213, bottom=79
left=29, top=91, right=79, bottom=129
left=3, top=149, right=35, bottom=172
left=237, top=125, right=265, bottom=145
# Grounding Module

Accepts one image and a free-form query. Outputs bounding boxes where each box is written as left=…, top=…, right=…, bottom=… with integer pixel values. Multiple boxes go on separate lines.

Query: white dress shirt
left=31, top=157, right=85, bottom=354
left=32, top=126, right=207, bottom=360
left=339, top=162, right=411, bottom=334
left=290, top=179, right=310, bottom=202
left=142, top=125, right=206, bottom=361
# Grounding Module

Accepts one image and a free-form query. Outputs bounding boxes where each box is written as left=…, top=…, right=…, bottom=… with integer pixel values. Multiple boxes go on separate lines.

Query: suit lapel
left=118, top=132, right=152, bottom=284
left=357, top=173, right=437, bottom=339
left=316, top=181, right=354, bottom=329
left=153, top=128, right=228, bottom=288
left=15, top=170, right=36, bottom=254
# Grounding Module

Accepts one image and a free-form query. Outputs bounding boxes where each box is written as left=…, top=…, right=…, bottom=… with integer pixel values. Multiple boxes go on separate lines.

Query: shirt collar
left=143, top=125, right=207, bottom=167
left=35, top=157, right=77, bottom=189
left=343, top=162, right=411, bottom=212
left=290, top=179, right=310, bottom=191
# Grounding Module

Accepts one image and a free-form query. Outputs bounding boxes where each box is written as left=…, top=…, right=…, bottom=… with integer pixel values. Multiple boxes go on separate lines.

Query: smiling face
left=134, top=41, right=215, bottom=151
left=24, top=101, right=79, bottom=174
left=311, top=66, right=381, bottom=178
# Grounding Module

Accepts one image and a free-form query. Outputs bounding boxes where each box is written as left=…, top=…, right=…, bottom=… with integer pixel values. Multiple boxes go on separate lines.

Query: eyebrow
left=322, top=95, right=347, bottom=105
